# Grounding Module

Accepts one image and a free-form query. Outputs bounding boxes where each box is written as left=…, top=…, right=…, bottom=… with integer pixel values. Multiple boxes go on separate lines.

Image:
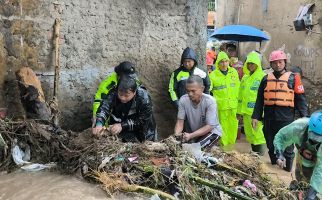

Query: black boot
left=251, top=144, right=266, bottom=156
left=283, top=157, right=294, bottom=172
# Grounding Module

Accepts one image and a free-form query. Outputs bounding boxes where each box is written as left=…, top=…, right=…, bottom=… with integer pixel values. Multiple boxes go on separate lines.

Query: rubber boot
left=251, top=144, right=266, bottom=156
left=283, top=157, right=294, bottom=172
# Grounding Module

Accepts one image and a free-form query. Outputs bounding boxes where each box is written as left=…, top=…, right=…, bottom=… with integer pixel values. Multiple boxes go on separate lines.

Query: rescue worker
left=169, top=47, right=211, bottom=108
left=252, top=50, right=308, bottom=171
left=274, top=110, right=322, bottom=200
left=93, top=76, right=157, bottom=142
left=93, top=61, right=139, bottom=117
left=209, top=51, right=240, bottom=146
left=237, top=52, right=266, bottom=155
left=206, top=54, right=215, bottom=74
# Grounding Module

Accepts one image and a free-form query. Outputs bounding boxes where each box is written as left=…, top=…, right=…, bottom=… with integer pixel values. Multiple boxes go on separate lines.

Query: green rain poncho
left=209, top=52, right=240, bottom=146
left=274, top=118, right=322, bottom=194
left=237, top=52, right=266, bottom=145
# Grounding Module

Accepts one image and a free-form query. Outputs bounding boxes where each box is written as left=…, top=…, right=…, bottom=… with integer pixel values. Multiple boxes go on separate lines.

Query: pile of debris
left=0, top=119, right=306, bottom=200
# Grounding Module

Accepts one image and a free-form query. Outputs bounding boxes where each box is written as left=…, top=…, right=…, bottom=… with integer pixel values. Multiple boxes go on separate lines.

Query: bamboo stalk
left=191, top=176, right=258, bottom=200
left=53, top=18, right=61, bottom=126
left=216, top=163, right=250, bottom=177
left=126, top=185, right=176, bottom=200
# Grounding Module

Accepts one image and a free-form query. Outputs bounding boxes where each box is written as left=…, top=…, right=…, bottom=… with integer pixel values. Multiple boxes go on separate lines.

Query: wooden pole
left=53, top=18, right=61, bottom=126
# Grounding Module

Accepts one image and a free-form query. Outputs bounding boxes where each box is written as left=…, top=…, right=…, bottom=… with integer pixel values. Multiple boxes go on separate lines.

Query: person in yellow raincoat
left=209, top=51, right=240, bottom=146
left=237, top=52, right=266, bottom=155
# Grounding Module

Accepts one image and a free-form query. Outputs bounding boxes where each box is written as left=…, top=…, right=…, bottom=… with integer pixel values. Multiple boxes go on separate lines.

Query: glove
left=304, top=186, right=317, bottom=200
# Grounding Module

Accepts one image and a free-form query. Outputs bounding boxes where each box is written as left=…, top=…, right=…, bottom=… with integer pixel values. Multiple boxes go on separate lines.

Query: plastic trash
left=203, top=156, right=219, bottom=167
left=150, top=194, right=161, bottom=200
left=11, top=142, right=56, bottom=172
left=182, top=143, right=204, bottom=162
left=12, top=145, right=31, bottom=166
left=21, top=163, right=56, bottom=172
left=243, top=179, right=257, bottom=192
left=128, top=156, right=139, bottom=163
left=98, top=156, right=113, bottom=170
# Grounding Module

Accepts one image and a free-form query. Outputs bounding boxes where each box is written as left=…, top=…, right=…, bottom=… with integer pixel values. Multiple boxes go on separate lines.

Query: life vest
left=296, top=128, right=321, bottom=163
left=264, top=72, right=294, bottom=107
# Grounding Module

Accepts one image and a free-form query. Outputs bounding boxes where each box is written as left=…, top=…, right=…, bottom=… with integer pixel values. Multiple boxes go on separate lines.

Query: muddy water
left=0, top=171, right=107, bottom=200
left=0, top=171, right=146, bottom=200
left=0, top=137, right=293, bottom=200
left=234, top=137, right=294, bottom=185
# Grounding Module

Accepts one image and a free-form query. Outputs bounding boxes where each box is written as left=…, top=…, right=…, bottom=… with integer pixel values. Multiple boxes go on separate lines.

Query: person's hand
left=276, top=159, right=285, bottom=169
left=276, top=150, right=286, bottom=168
left=110, top=123, right=122, bottom=135
left=183, top=132, right=193, bottom=142
left=92, top=125, right=104, bottom=136
left=252, top=119, right=258, bottom=130
left=91, top=117, right=96, bottom=128
left=174, top=132, right=183, bottom=138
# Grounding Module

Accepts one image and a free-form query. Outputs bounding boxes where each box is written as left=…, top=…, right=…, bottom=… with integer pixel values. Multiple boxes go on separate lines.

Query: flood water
left=0, top=171, right=108, bottom=200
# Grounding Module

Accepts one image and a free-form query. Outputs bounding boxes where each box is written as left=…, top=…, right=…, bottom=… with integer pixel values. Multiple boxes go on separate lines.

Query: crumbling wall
left=0, top=0, right=207, bottom=137
left=216, top=0, right=322, bottom=112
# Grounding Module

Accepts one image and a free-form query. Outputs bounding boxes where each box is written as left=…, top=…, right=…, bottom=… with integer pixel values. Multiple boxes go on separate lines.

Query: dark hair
left=114, top=61, right=135, bottom=76
left=186, top=75, right=204, bottom=87
left=117, top=76, right=137, bottom=92
left=290, top=66, right=303, bottom=77
left=226, top=43, right=237, bottom=50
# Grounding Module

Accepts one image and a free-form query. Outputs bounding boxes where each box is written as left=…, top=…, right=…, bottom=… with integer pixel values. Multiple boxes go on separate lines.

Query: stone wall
left=216, top=0, right=322, bottom=112
left=0, top=0, right=208, bottom=137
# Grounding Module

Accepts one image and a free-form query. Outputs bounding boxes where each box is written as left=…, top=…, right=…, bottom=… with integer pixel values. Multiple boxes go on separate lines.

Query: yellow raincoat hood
left=243, top=51, right=263, bottom=75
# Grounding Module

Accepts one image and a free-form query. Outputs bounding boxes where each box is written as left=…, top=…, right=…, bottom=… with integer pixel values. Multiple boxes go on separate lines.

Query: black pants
left=263, top=120, right=295, bottom=165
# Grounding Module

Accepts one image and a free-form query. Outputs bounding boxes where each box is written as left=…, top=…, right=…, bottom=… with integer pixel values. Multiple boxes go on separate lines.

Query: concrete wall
left=216, top=0, right=322, bottom=112
left=0, top=0, right=208, bottom=136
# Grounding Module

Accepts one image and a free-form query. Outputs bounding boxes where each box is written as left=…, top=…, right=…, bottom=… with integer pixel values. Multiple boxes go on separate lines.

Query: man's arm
left=93, top=75, right=116, bottom=116
left=168, top=72, right=179, bottom=107
left=274, top=118, right=308, bottom=168
left=273, top=119, right=307, bottom=153
left=175, top=98, right=186, bottom=136
left=293, top=74, right=308, bottom=117
left=252, top=76, right=266, bottom=120
left=174, top=119, right=184, bottom=136
left=95, top=90, right=115, bottom=126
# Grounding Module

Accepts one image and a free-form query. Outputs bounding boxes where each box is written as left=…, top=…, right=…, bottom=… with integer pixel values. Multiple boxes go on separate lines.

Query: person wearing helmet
left=209, top=51, right=240, bottom=147
left=93, top=61, right=139, bottom=118
left=252, top=50, right=308, bottom=171
left=169, top=47, right=211, bottom=108
left=237, top=52, right=266, bottom=155
left=274, top=110, right=322, bottom=199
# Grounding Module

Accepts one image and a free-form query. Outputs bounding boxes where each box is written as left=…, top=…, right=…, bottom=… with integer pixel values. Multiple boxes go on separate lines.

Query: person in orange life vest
left=206, top=53, right=215, bottom=73
left=252, top=50, right=308, bottom=172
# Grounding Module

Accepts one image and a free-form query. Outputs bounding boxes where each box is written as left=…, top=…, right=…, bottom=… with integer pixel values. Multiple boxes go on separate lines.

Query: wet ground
left=0, top=136, right=295, bottom=200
